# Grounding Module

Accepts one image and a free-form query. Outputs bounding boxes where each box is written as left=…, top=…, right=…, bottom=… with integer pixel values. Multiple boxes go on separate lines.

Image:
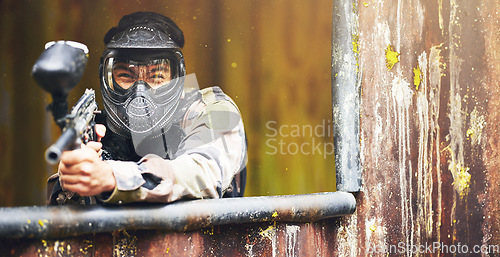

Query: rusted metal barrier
left=0, top=192, right=355, bottom=256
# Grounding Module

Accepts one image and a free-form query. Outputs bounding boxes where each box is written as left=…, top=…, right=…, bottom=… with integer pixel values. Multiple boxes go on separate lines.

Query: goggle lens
left=105, top=58, right=172, bottom=91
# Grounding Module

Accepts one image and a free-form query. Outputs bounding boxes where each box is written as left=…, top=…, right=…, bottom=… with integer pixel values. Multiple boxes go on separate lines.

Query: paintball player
left=47, top=12, right=247, bottom=205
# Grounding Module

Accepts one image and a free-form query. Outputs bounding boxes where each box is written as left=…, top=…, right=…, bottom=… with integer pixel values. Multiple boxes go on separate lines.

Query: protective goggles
left=103, top=57, right=172, bottom=93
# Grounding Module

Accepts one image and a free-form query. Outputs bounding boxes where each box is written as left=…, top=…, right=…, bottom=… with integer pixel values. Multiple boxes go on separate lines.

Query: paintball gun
left=32, top=41, right=99, bottom=165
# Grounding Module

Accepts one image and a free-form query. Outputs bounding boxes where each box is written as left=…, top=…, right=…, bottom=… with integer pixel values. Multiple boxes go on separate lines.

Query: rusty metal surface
left=332, top=0, right=500, bottom=256
left=0, top=220, right=345, bottom=257
left=0, top=192, right=355, bottom=239
left=332, top=0, right=362, bottom=192
left=0, top=193, right=355, bottom=256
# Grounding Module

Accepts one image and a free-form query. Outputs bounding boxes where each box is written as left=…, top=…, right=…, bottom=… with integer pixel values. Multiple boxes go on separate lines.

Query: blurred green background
left=0, top=0, right=335, bottom=206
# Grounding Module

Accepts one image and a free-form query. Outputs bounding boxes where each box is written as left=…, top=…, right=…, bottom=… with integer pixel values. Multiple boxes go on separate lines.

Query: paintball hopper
left=32, top=41, right=89, bottom=100
left=31, top=41, right=89, bottom=129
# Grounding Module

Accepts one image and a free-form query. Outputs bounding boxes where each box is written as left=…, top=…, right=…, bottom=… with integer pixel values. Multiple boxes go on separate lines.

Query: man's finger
left=59, top=161, right=85, bottom=176
left=60, top=148, right=94, bottom=166
left=87, top=141, right=102, bottom=152
left=95, top=124, right=106, bottom=142
left=60, top=173, right=91, bottom=185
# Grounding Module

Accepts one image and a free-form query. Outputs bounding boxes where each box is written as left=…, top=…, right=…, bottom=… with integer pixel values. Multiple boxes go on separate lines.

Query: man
left=48, top=12, right=247, bottom=205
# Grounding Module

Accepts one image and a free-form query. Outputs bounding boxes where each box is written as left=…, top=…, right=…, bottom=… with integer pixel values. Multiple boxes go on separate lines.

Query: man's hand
left=58, top=124, right=116, bottom=196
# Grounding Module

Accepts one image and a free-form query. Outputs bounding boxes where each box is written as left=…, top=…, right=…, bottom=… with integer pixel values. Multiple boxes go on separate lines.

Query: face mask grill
left=100, top=49, right=185, bottom=143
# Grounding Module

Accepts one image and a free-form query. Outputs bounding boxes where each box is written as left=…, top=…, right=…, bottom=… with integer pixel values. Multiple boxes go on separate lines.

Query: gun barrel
left=44, top=89, right=97, bottom=165
left=45, top=128, right=78, bottom=165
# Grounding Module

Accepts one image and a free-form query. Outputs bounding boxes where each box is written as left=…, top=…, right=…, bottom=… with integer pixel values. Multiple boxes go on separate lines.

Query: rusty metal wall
left=333, top=0, right=500, bottom=256
left=0, top=192, right=355, bottom=256
left=1, top=220, right=344, bottom=257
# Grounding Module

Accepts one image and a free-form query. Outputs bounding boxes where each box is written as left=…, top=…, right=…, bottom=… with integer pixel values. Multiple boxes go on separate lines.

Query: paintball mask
left=101, top=49, right=185, bottom=137
left=100, top=17, right=186, bottom=141
left=99, top=13, right=188, bottom=157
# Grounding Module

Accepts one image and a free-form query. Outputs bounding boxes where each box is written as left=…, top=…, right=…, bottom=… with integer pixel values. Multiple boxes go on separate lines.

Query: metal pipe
left=0, top=192, right=356, bottom=239
left=331, top=0, right=362, bottom=192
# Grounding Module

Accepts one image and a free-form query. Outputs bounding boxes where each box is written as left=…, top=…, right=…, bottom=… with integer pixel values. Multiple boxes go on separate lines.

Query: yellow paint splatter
left=413, top=66, right=422, bottom=90
left=166, top=247, right=170, bottom=253
left=363, top=2, right=369, bottom=7
left=272, top=211, right=278, bottom=218
left=79, top=240, right=94, bottom=254
left=385, top=44, right=400, bottom=71
left=38, top=219, right=48, bottom=227
left=259, top=224, right=276, bottom=240
left=203, top=226, right=214, bottom=235
left=227, top=38, right=231, bottom=42
left=352, top=35, right=359, bottom=55
left=449, top=161, right=471, bottom=198
left=369, top=224, right=376, bottom=232
left=231, top=62, right=237, bottom=68
left=466, top=129, right=474, bottom=138
left=456, top=168, right=471, bottom=195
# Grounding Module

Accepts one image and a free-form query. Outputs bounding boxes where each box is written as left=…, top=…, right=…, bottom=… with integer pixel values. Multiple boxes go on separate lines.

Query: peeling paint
left=449, top=160, right=472, bottom=198
left=416, top=51, right=434, bottom=247
left=448, top=0, right=468, bottom=202
left=468, top=107, right=485, bottom=146
left=259, top=224, right=277, bottom=257
left=245, top=243, right=254, bottom=257
left=390, top=76, right=414, bottom=254
left=428, top=43, right=445, bottom=243
left=286, top=225, right=300, bottom=257
left=335, top=214, right=358, bottom=257
left=438, top=0, right=444, bottom=33
left=365, top=215, right=387, bottom=248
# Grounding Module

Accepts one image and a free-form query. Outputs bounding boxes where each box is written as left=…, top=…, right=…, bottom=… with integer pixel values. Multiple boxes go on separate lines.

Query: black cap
left=104, top=12, right=184, bottom=49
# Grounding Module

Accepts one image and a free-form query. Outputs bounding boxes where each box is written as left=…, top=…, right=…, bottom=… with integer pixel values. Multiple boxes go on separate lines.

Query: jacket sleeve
left=98, top=95, right=247, bottom=204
